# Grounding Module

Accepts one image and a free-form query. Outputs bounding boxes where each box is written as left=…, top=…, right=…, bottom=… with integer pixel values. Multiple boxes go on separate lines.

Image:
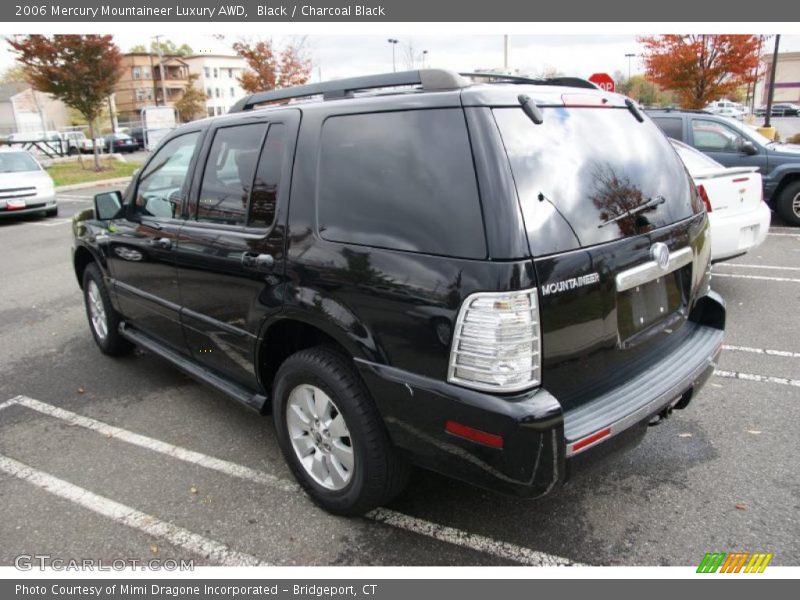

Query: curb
left=55, top=177, right=132, bottom=192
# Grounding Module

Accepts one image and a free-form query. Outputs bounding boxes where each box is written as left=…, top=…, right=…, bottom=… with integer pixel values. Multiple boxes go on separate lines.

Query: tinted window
left=494, top=107, right=697, bottom=256
left=318, top=109, right=486, bottom=258
left=248, top=124, right=286, bottom=228
left=198, top=123, right=267, bottom=225
left=135, top=131, right=201, bottom=219
left=651, top=116, right=683, bottom=140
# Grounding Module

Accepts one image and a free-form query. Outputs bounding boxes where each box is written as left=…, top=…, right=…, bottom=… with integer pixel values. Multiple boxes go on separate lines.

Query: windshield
left=0, top=152, right=41, bottom=173
left=670, top=140, right=723, bottom=173
left=494, top=107, right=700, bottom=255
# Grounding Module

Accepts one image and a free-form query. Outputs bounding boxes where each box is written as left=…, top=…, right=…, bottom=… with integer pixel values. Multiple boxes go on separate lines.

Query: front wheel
left=776, top=180, right=800, bottom=227
left=272, top=347, right=409, bottom=516
left=82, top=263, right=133, bottom=356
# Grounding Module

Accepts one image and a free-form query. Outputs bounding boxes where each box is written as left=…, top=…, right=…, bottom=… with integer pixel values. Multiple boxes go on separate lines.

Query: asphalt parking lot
left=0, top=184, right=798, bottom=567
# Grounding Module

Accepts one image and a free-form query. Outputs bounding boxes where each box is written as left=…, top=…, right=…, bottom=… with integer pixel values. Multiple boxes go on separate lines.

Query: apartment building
left=115, top=52, right=191, bottom=123
left=184, top=54, right=248, bottom=117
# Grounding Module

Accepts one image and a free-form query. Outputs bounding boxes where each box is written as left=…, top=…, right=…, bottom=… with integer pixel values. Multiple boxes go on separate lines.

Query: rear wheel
left=272, top=347, right=409, bottom=516
left=776, top=180, right=800, bottom=226
left=82, top=263, right=133, bottom=356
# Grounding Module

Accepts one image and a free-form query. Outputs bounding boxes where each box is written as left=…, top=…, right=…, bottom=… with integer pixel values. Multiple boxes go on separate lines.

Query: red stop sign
left=588, top=73, right=615, bottom=93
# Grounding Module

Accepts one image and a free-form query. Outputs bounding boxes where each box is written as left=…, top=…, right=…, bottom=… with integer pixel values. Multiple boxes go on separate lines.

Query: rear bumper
left=708, top=202, right=771, bottom=262
left=357, top=291, right=725, bottom=498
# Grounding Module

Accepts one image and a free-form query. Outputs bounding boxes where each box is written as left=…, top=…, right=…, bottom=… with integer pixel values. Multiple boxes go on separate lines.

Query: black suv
left=647, top=108, right=800, bottom=226
left=72, top=70, right=725, bottom=515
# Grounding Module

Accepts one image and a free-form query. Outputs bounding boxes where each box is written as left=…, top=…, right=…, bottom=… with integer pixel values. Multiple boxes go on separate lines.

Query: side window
left=134, top=131, right=200, bottom=219
left=317, top=109, right=486, bottom=258
left=248, top=124, right=286, bottom=228
left=691, top=119, right=742, bottom=152
left=651, top=117, right=683, bottom=140
left=197, top=123, right=267, bottom=226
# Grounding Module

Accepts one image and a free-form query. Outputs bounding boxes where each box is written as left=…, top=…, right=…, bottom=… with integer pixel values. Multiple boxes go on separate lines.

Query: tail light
left=697, top=184, right=712, bottom=212
left=448, top=289, right=541, bottom=393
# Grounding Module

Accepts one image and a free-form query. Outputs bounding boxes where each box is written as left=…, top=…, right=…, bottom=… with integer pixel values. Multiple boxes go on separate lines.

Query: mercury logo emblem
left=651, top=243, right=670, bottom=271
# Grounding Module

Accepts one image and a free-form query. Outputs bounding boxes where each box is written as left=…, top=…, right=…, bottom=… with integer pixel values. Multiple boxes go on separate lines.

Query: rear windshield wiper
left=597, top=195, right=666, bottom=228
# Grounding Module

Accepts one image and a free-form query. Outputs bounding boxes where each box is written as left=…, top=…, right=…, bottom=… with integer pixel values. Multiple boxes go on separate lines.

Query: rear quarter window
left=317, top=109, right=486, bottom=258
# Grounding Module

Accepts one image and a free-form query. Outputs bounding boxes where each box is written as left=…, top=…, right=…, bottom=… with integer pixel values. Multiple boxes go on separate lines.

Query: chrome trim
left=566, top=337, right=722, bottom=457
left=615, top=247, right=693, bottom=292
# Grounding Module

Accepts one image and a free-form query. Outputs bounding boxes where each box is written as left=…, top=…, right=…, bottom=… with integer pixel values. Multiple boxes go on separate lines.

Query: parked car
left=754, top=103, right=800, bottom=117
left=60, top=131, right=104, bottom=155
left=72, top=70, right=725, bottom=515
left=103, top=133, right=139, bottom=154
left=670, top=139, right=769, bottom=262
left=648, top=108, right=800, bottom=226
left=126, top=127, right=146, bottom=150
left=704, top=99, right=746, bottom=120
left=0, top=148, right=57, bottom=218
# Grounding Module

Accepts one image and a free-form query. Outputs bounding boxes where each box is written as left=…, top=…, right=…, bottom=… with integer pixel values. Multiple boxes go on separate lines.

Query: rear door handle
left=241, top=252, right=274, bottom=271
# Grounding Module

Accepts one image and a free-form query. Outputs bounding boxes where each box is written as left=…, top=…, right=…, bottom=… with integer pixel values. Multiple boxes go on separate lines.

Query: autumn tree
left=639, top=35, right=761, bottom=109
left=8, top=35, right=122, bottom=170
left=0, top=64, right=27, bottom=83
left=174, top=74, right=207, bottom=123
left=232, top=38, right=311, bottom=94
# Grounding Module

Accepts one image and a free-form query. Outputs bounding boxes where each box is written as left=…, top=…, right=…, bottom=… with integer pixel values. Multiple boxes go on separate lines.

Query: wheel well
left=259, top=320, right=351, bottom=395
left=774, top=173, right=800, bottom=201
left=73, top=246, right=95, bottom=289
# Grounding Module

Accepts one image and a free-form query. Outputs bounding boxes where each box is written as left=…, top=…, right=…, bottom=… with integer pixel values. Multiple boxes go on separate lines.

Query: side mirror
left=94, top=190, right=123, bottom=220
left=740, top=140, right=758, bottom=155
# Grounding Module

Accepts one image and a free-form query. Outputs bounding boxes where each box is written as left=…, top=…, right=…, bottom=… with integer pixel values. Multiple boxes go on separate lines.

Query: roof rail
left=229, top=69, right=470, bottom=112
left=460, top=72, right=599, bottom=90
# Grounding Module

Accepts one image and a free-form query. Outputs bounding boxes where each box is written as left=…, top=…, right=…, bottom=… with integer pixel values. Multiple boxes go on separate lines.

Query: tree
left=174, top=74, right=206, bottom=123
left=8, top=35, right=122, bottom=170
left=615, top=74, right=672, bottom=107
left=0, top=64, right=27, bottom=83
left=130, top=39, right=193, bottom=56
left=232, top=38, right=311, bottom=94
left=639, top=35, right=761, bottom=109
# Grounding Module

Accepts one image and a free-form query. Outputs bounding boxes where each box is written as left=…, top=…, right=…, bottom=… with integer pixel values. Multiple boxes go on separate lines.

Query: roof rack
left=460, top=72, right=598, bottom=90
left=229, top=69, right=470, bottom=112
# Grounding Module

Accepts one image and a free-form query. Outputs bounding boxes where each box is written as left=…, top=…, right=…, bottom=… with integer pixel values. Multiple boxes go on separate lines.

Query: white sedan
left=0, top=148, right=58, bottom=219
left=670, top=138, right=770, bottom=262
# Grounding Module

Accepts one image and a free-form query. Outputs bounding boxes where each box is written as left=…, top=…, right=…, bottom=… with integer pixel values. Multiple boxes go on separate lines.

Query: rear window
left=317, top=109, right=486, bottom=258
left=671, top=140, right=723, bottom=173
left=494, top=107, right=698, bottom=256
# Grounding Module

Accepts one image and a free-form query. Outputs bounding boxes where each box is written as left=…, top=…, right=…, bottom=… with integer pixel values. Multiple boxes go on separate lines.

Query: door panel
left=174, top=114, right=298, bottom=389
left=105, top=130, right=203, bottom=350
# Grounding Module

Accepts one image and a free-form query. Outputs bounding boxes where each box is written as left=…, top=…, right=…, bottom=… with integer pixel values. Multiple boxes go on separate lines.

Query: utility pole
left=422, top=50, right=428, bottom=69
left=148, top=52, right=159, bottom=106
left=503, top=35, right=509, bottom=72
left=153, top=35, right=168, bottom=107
left=760, top=34, right=781, bottom=140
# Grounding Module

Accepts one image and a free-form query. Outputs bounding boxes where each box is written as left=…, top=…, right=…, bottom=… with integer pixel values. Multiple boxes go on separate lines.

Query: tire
left=82, top=263, right=133, bottom=356
left=272, top=346, right=409, bottom=516
left=44, top=206, right=58, bottom=217
left=775, top=180, right=800, bottom=227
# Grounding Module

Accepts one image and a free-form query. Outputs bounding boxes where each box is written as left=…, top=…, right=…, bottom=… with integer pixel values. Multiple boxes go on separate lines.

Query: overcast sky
left=2, top=33, right=800, bottom=81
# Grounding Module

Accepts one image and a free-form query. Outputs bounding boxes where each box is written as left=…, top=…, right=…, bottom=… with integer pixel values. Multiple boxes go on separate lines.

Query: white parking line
left=767, top=232, right=800, bottom=237
left=5, top=395, right=580, bottom=566
left=31, top=218, right=72, bottom=227
left=0, top=454, right=267, bottom=566
left=369, top=508, right=573, bottom=566
left=714, top=370, right=800, bottom=388
left=715, top=264, right=800, bottom=272
left=722, top=345, right=800, bottom=359
left=0, top=399, right=16, bottom=411
left=712, top=273, right=800, bottom=283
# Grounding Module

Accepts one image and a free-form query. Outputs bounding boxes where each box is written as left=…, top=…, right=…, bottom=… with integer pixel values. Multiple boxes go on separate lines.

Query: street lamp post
left=422, top=50, right=428, bottom=69
left=387, top=38, right=398, bottom=72
left=762, top=34, right=781, bottom=137
left=625, top=53, right=636, bottom=80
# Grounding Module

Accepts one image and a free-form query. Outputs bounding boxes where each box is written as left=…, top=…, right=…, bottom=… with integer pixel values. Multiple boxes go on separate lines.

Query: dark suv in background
left=72, top=70, right=725, bottom=515
left=647, top=108, right=800, bottom=225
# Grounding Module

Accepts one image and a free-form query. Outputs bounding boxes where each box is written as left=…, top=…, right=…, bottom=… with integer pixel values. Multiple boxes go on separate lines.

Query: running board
left=118, top=322, right=268, bottom=413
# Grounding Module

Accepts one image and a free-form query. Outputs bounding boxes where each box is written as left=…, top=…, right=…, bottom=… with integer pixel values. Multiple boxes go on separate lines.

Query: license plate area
left=617, top=267, right=690, bottom=344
